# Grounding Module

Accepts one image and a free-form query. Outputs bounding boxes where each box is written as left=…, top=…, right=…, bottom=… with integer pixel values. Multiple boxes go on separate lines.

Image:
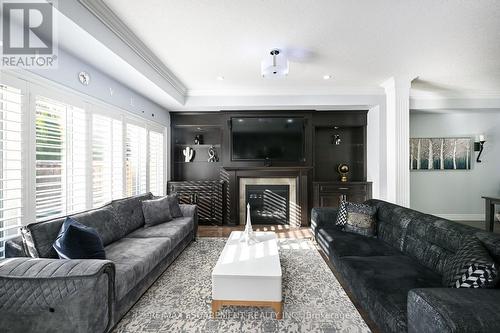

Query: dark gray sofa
left=311, top=199, right=500, bottom=333
left=0, top=193, right=198, bottom=333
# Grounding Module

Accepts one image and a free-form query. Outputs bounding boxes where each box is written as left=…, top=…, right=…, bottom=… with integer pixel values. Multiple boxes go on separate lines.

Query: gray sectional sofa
left=312, top=199, right=500, bottom=333
left=0, top=193, right=198, bottom=333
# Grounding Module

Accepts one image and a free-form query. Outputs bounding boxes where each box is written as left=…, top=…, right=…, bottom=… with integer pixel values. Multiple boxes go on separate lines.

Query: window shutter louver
left=0, top=84, right=24, bottom=257
left=148, top=130, right=164, bottom=196
left=92, top=114, right=123, bottom=207
left=125, top=123, right=147, bottom=196
left=35, top=96, right=87, bottom=220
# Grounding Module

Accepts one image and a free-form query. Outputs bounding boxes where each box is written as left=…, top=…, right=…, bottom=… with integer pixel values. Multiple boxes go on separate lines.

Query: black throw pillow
left=53, top=217, right=106, bottom=259
left=336, top=201, right=377, bottom=237
left=167, top=193, right=183, bottom=218
left=442, top=237, right=498, bottom=288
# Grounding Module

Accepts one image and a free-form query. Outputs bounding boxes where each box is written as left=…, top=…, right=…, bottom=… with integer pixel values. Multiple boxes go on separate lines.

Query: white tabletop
left=212, top=231, right=282, bottom=279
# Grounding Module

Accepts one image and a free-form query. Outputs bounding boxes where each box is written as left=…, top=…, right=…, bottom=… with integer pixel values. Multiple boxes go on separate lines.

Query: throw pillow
left=53, top=217, right=106, bottom=259
left=167, top=193, right=183, bottom=218
left=442, top=237, right=498, bottom=288
left=335, top=200, right=348, bottom=228
left=343, top=202, right=377, bottom=237
left=142, top=196, right=173, bottom=227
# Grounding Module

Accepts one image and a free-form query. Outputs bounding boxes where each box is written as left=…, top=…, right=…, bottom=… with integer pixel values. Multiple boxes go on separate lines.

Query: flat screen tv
left=231, top=117, right=305, bottom=161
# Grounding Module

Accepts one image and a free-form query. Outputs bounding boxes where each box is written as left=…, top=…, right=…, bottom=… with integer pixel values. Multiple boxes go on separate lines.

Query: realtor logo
left=1, top=0, right=58, bottom=68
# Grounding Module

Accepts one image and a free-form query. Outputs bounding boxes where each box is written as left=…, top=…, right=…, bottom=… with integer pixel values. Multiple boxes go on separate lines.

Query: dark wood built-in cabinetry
left=313, top=182, right=372, bottom=208
left=167, top=180, right=225, bottom=225
left=168, top=111, right=372, bottom=226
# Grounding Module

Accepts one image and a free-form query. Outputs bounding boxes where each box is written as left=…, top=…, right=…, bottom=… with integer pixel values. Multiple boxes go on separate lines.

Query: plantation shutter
left=148, top=130, right=164, bottom=196
left=0, top=84, right=23, bottom=257
left=92, top=113, right=123, bottom=207
left=35, top=96, right=87, bottom=220
left=125, top=122, right=147, bottom=196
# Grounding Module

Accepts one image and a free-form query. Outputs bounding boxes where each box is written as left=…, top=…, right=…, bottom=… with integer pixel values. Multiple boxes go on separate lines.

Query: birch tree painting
left=410, top=137, right=472, bottom=170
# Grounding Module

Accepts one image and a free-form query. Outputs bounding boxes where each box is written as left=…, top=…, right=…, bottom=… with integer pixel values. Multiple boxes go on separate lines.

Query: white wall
left=24, top=49, right=170, bottom=126
left=410, top=111, right=500, bottom=220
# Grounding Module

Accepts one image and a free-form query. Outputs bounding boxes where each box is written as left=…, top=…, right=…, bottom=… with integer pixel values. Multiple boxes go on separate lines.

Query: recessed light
left=323, top=75, right=332, bottom=80
left=216, top=76, right=224, bottom=81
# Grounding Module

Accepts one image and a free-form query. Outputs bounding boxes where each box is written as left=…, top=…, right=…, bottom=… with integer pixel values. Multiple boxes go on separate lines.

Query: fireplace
left=239, top=177, right=300, bottom=226
left=245, top=185, right=289, bottom=224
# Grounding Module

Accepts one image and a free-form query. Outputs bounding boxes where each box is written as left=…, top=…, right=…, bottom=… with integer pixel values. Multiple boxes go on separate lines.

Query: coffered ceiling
left=101, top=0, right=500, bottom=98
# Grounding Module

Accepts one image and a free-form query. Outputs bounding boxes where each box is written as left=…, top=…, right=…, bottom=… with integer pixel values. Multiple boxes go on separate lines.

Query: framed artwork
left=410, top=137, right=472, bottom=170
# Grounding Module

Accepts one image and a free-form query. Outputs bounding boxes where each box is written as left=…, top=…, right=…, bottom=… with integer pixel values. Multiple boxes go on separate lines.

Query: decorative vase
left=182, top=147, right=194, bottom=162
left=240, top=203, right=258, bottom=244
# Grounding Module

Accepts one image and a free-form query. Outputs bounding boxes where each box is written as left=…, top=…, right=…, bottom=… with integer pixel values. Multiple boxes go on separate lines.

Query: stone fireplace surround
left=239, top=177, right=300, bottom=227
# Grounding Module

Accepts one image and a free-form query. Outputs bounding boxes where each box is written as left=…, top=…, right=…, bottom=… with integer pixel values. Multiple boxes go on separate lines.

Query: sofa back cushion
left=403, top=214, right=477, bottom=275
left=110, top=192, right=153, bottom=238
left=22, top=206, right=116, bottom=258
left=365, top=199, right=416, bottom=251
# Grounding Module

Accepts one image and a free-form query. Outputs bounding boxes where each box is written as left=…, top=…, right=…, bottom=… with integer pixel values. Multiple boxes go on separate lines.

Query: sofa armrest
left=311, top=207, right=338, bottom=239
left=180, top=204, right=198, bottom=238
left=0, top=258, right=115, bottom=333
left=408, top=288, right=500, bottom=333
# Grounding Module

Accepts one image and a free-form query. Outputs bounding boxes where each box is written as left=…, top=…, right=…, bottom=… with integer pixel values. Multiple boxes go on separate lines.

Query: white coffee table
left=211, top=231, right=283, bottom=319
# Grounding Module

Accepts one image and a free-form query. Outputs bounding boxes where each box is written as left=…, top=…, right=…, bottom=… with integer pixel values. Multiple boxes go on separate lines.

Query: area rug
left=113, top=238, right=371, bottom=333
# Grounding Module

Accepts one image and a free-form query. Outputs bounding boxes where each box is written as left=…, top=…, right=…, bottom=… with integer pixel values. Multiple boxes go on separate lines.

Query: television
left=231, top=117, right=305, bottom=161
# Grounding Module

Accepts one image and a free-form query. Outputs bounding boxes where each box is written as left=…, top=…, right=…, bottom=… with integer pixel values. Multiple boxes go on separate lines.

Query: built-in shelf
left=174, top=144, right=221, bottom=147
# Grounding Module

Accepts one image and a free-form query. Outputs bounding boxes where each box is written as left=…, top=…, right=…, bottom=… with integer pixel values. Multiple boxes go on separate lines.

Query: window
left=0, top=84, right=23, bottom=257
left=0, top=73, right=168, bottom=256
left=92, top=113, right=123, bottom=207
left=35, top=96, right=87, bottom=220
left=125, top=122, right=147, bottom=196
left=149, top=130, right=164, bottom=196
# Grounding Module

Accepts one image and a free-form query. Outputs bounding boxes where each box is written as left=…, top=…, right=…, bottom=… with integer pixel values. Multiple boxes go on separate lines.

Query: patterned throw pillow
left=343, top=202, right=377, bottom=237
left=335, top=200, right=348, bottom=228
left=442, top=237, right=498, bottom=288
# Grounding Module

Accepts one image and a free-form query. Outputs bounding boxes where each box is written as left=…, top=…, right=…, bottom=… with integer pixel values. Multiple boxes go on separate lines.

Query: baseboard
left=434, top=214, right=485, bottom=221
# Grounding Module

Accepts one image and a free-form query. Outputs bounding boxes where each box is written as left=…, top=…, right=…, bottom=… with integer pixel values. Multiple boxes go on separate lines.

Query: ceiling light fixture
left=323, top=75, right=332, bottom=80
left=261, top=49, right=289, bottom=78
left=216, top=76, right=224, bottom=81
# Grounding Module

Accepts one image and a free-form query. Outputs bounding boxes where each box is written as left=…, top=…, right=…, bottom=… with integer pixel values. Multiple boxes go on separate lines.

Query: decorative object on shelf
left=182, top=147, right=194, bottom=162
left=194, top=134, right=203, bottom=145
left=261, top=49, right=289, bottom=78
left=78, top=71, right=90, bottom=86
left=474, top=134, right=486, bottom=163
left=240, top=203, right=258, bottom=244
left=208, top=145, right=218, bottom=162
left=337, top=163, right=349, bottom=182
left=331, top=126, right=341, bottom=145
left=410, top=137, right=472, bottom=170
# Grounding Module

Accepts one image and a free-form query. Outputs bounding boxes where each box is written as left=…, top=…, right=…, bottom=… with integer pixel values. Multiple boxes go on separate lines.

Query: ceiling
left=102, top=0, right=500, bottom=98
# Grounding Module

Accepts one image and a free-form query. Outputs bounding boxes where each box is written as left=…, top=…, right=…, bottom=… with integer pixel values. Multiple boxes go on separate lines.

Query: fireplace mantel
left=221, top=167, right=310, bottom=226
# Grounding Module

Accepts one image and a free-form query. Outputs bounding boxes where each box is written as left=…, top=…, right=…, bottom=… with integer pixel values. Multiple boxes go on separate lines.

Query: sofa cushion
left=21, top=206, right=117, bottom=258
left=338, top=255, right=443, bottom=333
left=167, top=193, right=183, bottom=218
left=142, top=196, right=172, bottom=227
left=403, top=214, right=477, bottom=275
left=126, top=217, right=194, bottom=248
left=110, top=192, right=153, bottom=238
left=442, top=237, right=498, bottom=288
left=105, top=237, right=172, bottom=301
left=344, top=202, right=377, bottom=237
left=317, top=226, right=401, bottom=258
left=366, top=199, right=418, bottom=251
left=53, top=217, right=106, bottom=259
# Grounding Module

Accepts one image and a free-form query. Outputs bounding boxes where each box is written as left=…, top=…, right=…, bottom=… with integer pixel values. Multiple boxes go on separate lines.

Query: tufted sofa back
left=21, top=193, right=153, bottom=258
left=365, top=199, right=500, bottom=276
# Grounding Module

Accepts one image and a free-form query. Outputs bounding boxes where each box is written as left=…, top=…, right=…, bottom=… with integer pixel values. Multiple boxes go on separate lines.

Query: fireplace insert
left=245, top=185, right=290, bottom=224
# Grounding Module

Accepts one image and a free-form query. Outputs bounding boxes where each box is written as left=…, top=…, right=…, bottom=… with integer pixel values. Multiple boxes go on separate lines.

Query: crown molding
left=77, top=0, right=187, bottom=97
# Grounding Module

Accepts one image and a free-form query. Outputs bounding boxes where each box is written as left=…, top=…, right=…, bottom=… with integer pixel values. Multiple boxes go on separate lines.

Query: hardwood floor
left=197, top=225, right=313, bottom=239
